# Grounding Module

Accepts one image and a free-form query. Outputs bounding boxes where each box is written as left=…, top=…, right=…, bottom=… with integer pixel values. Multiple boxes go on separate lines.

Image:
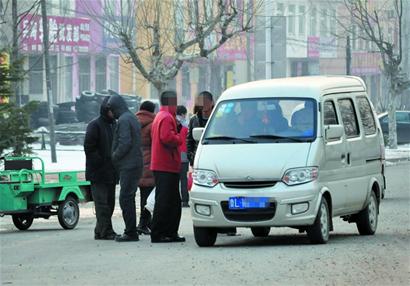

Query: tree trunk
left=387, top=88, right=398, bottom=149
left=153, top=82, right=165, bottom=99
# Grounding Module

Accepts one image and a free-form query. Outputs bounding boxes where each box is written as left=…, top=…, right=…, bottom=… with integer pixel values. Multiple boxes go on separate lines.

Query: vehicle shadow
left=214, top=232, right=374, bottom=247
left=0, top=228, right=73, bottom=235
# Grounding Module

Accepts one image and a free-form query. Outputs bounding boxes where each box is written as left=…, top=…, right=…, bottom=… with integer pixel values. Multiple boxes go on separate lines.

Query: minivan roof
left=220, top=76, right=366, bottom=101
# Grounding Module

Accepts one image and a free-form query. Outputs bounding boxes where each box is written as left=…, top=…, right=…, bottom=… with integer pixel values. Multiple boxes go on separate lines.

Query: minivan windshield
left=203, top=98, right=317, bottom=144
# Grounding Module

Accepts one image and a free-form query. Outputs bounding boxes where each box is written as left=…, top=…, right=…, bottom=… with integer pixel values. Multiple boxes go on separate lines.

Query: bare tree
left=84, top=0, right=261, bottom=95
left=337, top=0, right=410, bottom=148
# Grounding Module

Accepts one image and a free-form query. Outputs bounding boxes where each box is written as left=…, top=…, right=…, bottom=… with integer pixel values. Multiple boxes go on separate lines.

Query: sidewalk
left=385, top=144, right=410, bottom=165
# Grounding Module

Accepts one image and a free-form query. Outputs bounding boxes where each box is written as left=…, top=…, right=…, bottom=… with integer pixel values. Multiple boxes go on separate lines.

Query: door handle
left=347, top=153, right=351, bottom=165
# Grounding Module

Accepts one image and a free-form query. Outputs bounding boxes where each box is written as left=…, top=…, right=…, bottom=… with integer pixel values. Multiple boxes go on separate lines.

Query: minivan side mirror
left=325, top=125, right=344, bottom=141
left=193, top=127, right=204, bottom=141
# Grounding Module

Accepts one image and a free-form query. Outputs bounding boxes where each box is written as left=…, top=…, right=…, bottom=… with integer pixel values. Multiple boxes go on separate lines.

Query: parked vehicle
left=378, top=111, right=410, bottom=145
left=75, top=90, right=141, bottom=123
left=190, top=76, right=386, bottom=246
left=0, top=156, right=92, bottom=230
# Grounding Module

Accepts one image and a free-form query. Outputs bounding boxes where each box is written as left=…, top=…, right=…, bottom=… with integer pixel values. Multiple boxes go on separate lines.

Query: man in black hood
left=108, top=93, right=143, bottom=242
left=84, top=96, right=118, bottom=240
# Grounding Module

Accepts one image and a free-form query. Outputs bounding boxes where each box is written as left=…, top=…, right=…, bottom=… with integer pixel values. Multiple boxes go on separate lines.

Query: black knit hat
left=140, top=100, right=156, bottom=113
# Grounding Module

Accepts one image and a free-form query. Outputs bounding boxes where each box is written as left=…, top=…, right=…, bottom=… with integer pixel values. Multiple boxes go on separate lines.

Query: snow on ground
left=385, top=144, right=410, bottom=160
left=31, top=144, right=85, bottom=172
left=28, top=143, right=410, bottom=172
left=385, top=144, right=410, bottom=166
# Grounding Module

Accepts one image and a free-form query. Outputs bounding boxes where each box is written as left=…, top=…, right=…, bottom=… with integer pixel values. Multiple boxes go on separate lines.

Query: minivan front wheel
left=356, top=191, right=378, bottom=235
left=194, top=226, right=217, bottom=247
left=307, top=198, right=330, bottom=244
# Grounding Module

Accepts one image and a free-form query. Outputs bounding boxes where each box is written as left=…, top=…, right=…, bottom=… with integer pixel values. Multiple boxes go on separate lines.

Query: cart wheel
left=58, top=196, right=79, bottom=229
left=12, top=214, right=34, bottom=230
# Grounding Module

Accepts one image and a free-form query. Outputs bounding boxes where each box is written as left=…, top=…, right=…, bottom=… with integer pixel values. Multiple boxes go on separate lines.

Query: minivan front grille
left=223, top=181, right=277, bottom=189
left=220, top=201, right=276, bottom=222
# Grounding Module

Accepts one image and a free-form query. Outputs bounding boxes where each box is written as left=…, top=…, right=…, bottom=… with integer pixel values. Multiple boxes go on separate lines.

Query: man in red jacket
left=150, top=90, right=185, bottom=243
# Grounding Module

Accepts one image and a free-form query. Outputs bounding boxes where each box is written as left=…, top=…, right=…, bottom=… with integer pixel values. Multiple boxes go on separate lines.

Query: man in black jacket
left=186, top=91, right=214, bottom=166
left=108, top=93, right=144, bottom=242
left=84, top=96, right=118, bottom=240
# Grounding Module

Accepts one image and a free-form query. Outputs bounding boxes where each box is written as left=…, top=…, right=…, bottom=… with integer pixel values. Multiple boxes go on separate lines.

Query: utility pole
left=11, top=0, right=20, bottom=106
left=246, top=0, right=252, bottom=82
left=346, top=35, right=351, bottom=75
left=40, top=0, right=57, bottom=163
left=265, top=0, right=272, bottom=79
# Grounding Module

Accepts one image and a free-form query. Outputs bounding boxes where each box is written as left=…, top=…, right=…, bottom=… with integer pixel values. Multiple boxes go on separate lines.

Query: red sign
left=308, top=36, right=320, bottom=58
left=20, top=15, right=91, bottom=54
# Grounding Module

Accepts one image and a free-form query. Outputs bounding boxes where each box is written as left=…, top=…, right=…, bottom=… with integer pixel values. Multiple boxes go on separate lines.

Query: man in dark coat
left=135, top=100, right=156, bottom=235
left=84, top=96, right=118, bottom=240
left=150, top=90, right=185, bottom=243
left=108, top=93, right=144, bottom=242
left=187, top=91, right=214, bottom=166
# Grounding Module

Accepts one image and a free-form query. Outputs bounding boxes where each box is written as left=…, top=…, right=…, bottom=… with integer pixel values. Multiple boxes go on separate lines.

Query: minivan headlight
left=282, top=167, right=318, bottom=186
left=192, top=169, right=219, bottom=188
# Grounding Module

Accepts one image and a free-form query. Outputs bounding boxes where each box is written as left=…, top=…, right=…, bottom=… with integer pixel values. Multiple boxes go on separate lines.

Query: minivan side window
left=357, top=97, right=376, bottom=135
left=323, top=101, right=338, bottom=125
left=338, top=98, right=360, bottom=138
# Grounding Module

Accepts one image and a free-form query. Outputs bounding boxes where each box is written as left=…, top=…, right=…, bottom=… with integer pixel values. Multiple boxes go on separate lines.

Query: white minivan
left=190, top=76, right=385, bottom=246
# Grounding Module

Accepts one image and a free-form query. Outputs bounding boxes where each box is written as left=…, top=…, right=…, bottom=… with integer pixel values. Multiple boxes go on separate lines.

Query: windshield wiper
left=250, top=134, right=307, bottom=142
left=203, top=136, right=256, bottom=143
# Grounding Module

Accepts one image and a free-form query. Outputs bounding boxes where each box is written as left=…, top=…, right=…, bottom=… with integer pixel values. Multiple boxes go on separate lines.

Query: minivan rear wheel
left=356, top=191, right=378, bottom=235
left=307, top=198, right=330, bottom=244
left=193, top=226, right=217, bottom=247
left=251, top=227, right=270, bottom=237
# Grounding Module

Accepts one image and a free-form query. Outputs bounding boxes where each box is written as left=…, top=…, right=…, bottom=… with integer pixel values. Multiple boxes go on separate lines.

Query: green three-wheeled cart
left=0, top=156, right=92, bottom=230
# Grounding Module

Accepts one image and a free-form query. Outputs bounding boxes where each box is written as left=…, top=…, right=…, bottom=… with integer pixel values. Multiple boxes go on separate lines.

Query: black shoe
left=151, top=236, right=174, bottom=243
left=95, top=232, right=118, bottom=240
left=171, top=235, right=186, bottom=242
left=137, top=226, right=151, bottom=235
left=101, top=233, right=118, bottom=240
left=181, top=202, right=190, bottom=208
left=115, top=233, right=139, bottom=242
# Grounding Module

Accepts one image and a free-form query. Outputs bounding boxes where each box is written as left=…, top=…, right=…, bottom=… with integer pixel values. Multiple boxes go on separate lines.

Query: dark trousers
left=119, top=168, right=142, bottom=236
left=180, top=162, right=189, bottom=203
left=139, top=186, right=154, bottom=228
left=151, top=171, right=181, bottom=239
left=91, top=183, right=116, bottom=237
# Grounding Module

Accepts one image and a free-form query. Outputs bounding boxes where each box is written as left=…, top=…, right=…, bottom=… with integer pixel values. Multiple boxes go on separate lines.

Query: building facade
left=2, top=0, right=121, bottom=104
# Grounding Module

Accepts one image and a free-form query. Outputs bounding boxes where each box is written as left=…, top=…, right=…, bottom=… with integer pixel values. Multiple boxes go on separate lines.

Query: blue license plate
left=228, top=197, right=269, bottom=210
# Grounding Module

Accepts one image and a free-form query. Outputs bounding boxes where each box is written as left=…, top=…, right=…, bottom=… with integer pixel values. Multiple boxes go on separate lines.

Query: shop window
left=79, top=55, right=91, bottom=93
left=65, top=56, right=73, bottom=100
left=109, top=56, right=119, bottom=92
left=288, top=5, right=295, bottom=35
left=96, top=56, right=107, bottom=92
left=309, top=6, right=317, bottom=36
left=29, top=55, right=43, bottom=94
left=298, top=6, right=306, bottom=35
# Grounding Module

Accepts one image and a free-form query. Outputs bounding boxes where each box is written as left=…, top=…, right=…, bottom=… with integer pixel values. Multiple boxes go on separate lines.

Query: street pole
left=346, top=35, right=351, bottom=75
left=246, top=0, right=252, bottom=82
left=11, top=0, right=20, bottom=106
left=40, top=0, right=57, bottom=163
left=265, top=0, right=272, bottom=79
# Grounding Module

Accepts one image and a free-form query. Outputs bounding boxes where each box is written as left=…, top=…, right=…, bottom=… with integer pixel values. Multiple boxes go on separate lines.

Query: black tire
left=356, top=191, right=378, bottom=235
left=193, top=226, right=217, bottom=247
left=12, top=214, right=34, bottom=230
left=251, top=227, right=270, bottom=237
left=58, top=196, right=79, bottom=229
left=307, top=198, right=330, bottom=244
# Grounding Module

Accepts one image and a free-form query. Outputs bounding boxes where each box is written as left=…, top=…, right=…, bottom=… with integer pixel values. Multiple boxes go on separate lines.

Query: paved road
left=1, top=163, right=409, bottom=286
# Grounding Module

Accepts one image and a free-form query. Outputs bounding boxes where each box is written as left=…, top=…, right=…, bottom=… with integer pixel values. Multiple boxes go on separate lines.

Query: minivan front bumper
left=190, top=181, right=321, bottom=228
